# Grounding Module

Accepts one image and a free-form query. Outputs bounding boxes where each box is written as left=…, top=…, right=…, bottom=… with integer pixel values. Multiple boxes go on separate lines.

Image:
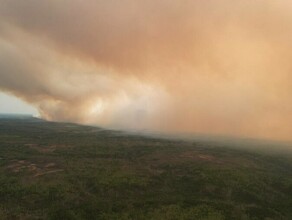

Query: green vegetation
left=0, top=118, right=291, bottom=220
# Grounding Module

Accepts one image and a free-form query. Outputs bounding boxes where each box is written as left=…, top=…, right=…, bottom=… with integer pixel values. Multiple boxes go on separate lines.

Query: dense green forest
left=0, top=118, right=291, bottom=220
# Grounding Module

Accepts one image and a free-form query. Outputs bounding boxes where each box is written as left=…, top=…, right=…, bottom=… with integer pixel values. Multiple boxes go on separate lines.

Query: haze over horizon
left=1, top=0, right=292, bottom=141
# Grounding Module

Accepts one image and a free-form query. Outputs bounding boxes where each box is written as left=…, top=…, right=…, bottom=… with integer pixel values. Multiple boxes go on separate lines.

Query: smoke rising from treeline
left=1, top=0, right=292, bottom=141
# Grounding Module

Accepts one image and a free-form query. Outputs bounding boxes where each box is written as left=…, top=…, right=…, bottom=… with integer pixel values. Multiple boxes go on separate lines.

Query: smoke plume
left=1, top=0, right=292, bottom=141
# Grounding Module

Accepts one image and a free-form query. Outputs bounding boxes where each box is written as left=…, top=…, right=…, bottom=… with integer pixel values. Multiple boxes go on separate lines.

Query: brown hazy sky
left=1, top=0, right=292, bottom=141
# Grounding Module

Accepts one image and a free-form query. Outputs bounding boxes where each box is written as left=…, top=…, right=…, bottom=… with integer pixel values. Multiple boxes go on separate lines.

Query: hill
left=0, top=118, right=291, bottom=220
left=0, top=114, right=35, bottom=119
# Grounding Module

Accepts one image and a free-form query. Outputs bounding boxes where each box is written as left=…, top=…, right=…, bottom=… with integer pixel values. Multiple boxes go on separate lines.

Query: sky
left=0, top=92, right=38, bottom=115
left=1, top=0, right=292, bottom=141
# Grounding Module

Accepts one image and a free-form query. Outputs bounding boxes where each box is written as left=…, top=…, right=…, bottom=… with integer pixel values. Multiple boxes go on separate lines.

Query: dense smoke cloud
left=1, top=0, right=292, bottom=141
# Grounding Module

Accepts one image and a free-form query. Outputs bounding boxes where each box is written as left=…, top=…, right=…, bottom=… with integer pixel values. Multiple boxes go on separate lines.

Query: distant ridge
left=0, top=113, right=34, bottom=119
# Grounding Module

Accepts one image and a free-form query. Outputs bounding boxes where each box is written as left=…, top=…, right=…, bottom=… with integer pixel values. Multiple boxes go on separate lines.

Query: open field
left=0, top=118, right=291, bottom=220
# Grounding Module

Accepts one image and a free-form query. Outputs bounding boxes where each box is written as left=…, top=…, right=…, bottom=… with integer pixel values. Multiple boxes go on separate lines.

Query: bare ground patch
left=6, top=160, right=63, bottom=177
left=24, top=143, right=68, bottom=153
left=179, top=151, right=224, bottom=164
